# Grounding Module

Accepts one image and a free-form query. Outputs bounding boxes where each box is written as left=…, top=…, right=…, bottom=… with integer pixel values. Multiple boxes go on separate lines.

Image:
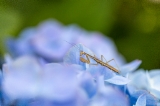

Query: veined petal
left=120, top=60, right=141, bottom=76
left=63, top=43, right=95, bottom=70
left=149, top=69, right=160, bottom=78
left=90, top=76, right=129, bottom=106
left=128, top=90, right=158, bottom=106
left=2, top=56, right=42, bottom=99
left=150, top=76, right=160, bottom=90
left=134, top=94, right=146, bottom=106
left=78, top=72, right=97, bottom=98
left=129, top=70, right=150, bottom=90
left=150, top=89, right=160, bottom=99
left=105, top=75, right=130, bottom=85
left=87, top=65, right=114, bottom=80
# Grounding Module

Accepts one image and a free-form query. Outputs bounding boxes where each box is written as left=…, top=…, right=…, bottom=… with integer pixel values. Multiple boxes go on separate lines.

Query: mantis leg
left=85, top=55, right=98, bottom=65
left=101, top=55, right=119, bottom=70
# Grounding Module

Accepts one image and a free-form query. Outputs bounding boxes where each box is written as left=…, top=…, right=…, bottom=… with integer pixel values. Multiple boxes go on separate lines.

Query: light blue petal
left=128, top=90, right=158, bottom=106
left=78, top=72, right=97, bottom=98
left=129, top=70, right=150, bottom=90
left=150, top=89, right=160, bottom=99
left=2, top=56, right=42, bottom=99
left=120, top=60, right=141, bottom=76
left=134, top=94, right=146, bottom=106
left=31, top=20, right=78, bottom=62
left=76, top=32, right=126, bottom=67
left=149, top=69, right=160, bottom=78
left=87, top=65, right=115, bottom=80
left=105, top=75, right=130, bottom=85
left=6, top=28, right=35, bottom=57
left=150, top=76, right=160, bottom=90
left=90, top=76, right=129, bottom=106
left=4, top=54, right=13, bottom=65
left=64, top=43, right=95, bottom=70
left=41, top=63, right=88, bottom=105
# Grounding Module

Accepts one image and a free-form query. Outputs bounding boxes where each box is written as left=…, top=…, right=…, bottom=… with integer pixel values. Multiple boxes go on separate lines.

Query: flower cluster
left=1, top=19, right=159, bottom=106
left=6, top=19, right=125, bottom=67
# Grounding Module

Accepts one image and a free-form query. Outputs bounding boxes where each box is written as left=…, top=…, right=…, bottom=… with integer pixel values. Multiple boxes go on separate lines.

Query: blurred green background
left=0, top=0, right=160, bottom=70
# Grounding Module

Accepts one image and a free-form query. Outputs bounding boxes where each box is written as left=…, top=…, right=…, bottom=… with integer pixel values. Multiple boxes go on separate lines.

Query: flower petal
left=120, top=60, right=141, bottom=76
left=128, top=90, right=158, bottom=106
left=64, top=43, right=95, bottom=69
left=129, top=70, right=150, bottom=90
left=134, top=94, right=146, bottom=106
left=87, top=65, right=115, bottom=80
left=105, top=75, right=130, bottom=85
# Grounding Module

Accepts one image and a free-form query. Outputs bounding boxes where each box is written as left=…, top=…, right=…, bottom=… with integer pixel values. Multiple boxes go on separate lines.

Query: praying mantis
left=80, top=51, right=119, bottom=73
left=64, top=40, right=120, bottom=73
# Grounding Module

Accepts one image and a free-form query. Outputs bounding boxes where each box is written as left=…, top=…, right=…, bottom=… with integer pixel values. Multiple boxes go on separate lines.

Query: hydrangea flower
left=1, top=43, right=159, bottom=106
left=2, top=42, right=129, bottom=105
left=1, top=54, right=129, bottom=106
left=3, top=19, right=159, bottom=106
left=63, top=43, right=157, bottom=106
left=6, top=19, right=125, bottom=66
left=128, top=69, right=160, bottom=104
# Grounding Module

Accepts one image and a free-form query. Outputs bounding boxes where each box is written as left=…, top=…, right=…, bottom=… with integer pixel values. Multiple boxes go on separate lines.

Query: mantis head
left=80, top=51, right=85, bottom=56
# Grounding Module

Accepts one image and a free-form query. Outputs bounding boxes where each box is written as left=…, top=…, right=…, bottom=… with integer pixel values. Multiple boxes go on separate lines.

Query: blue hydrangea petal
left=129, top=69, right=150, bottom=90
left=41, top=63, right=88, bottom=103
left=150, top=76, right=160, bottom=90
left=64, top=43, right=95, bottom=70
left=31, top=20, right=78, bottom=62
left=2, top=56, right=42, bottom=99
left=68, top=64, right=84, bottom=71
left=77, top=71, right=97, bottom=98
left=134, top=94, right=146, bottom=106
left=120, top=60, right=141, bottom=76
left=89, top=76, right=129, bottom=106
left=150, top=89, right=160, bottom=100
left=149, top=69, right=160, bottom=78
left=105, top=75, right=130, bottom=85
left=86, top=65, right=115, bottom=80
left=6, top=28, right=35, bottom=57
left=77, top=33, right=126, bottom=67
left=127, top=88, right=158, bottom=106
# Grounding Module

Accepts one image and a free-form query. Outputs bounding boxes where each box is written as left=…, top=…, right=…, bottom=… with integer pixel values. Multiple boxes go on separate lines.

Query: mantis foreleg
left=80, top=55, right=98, bottom=65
